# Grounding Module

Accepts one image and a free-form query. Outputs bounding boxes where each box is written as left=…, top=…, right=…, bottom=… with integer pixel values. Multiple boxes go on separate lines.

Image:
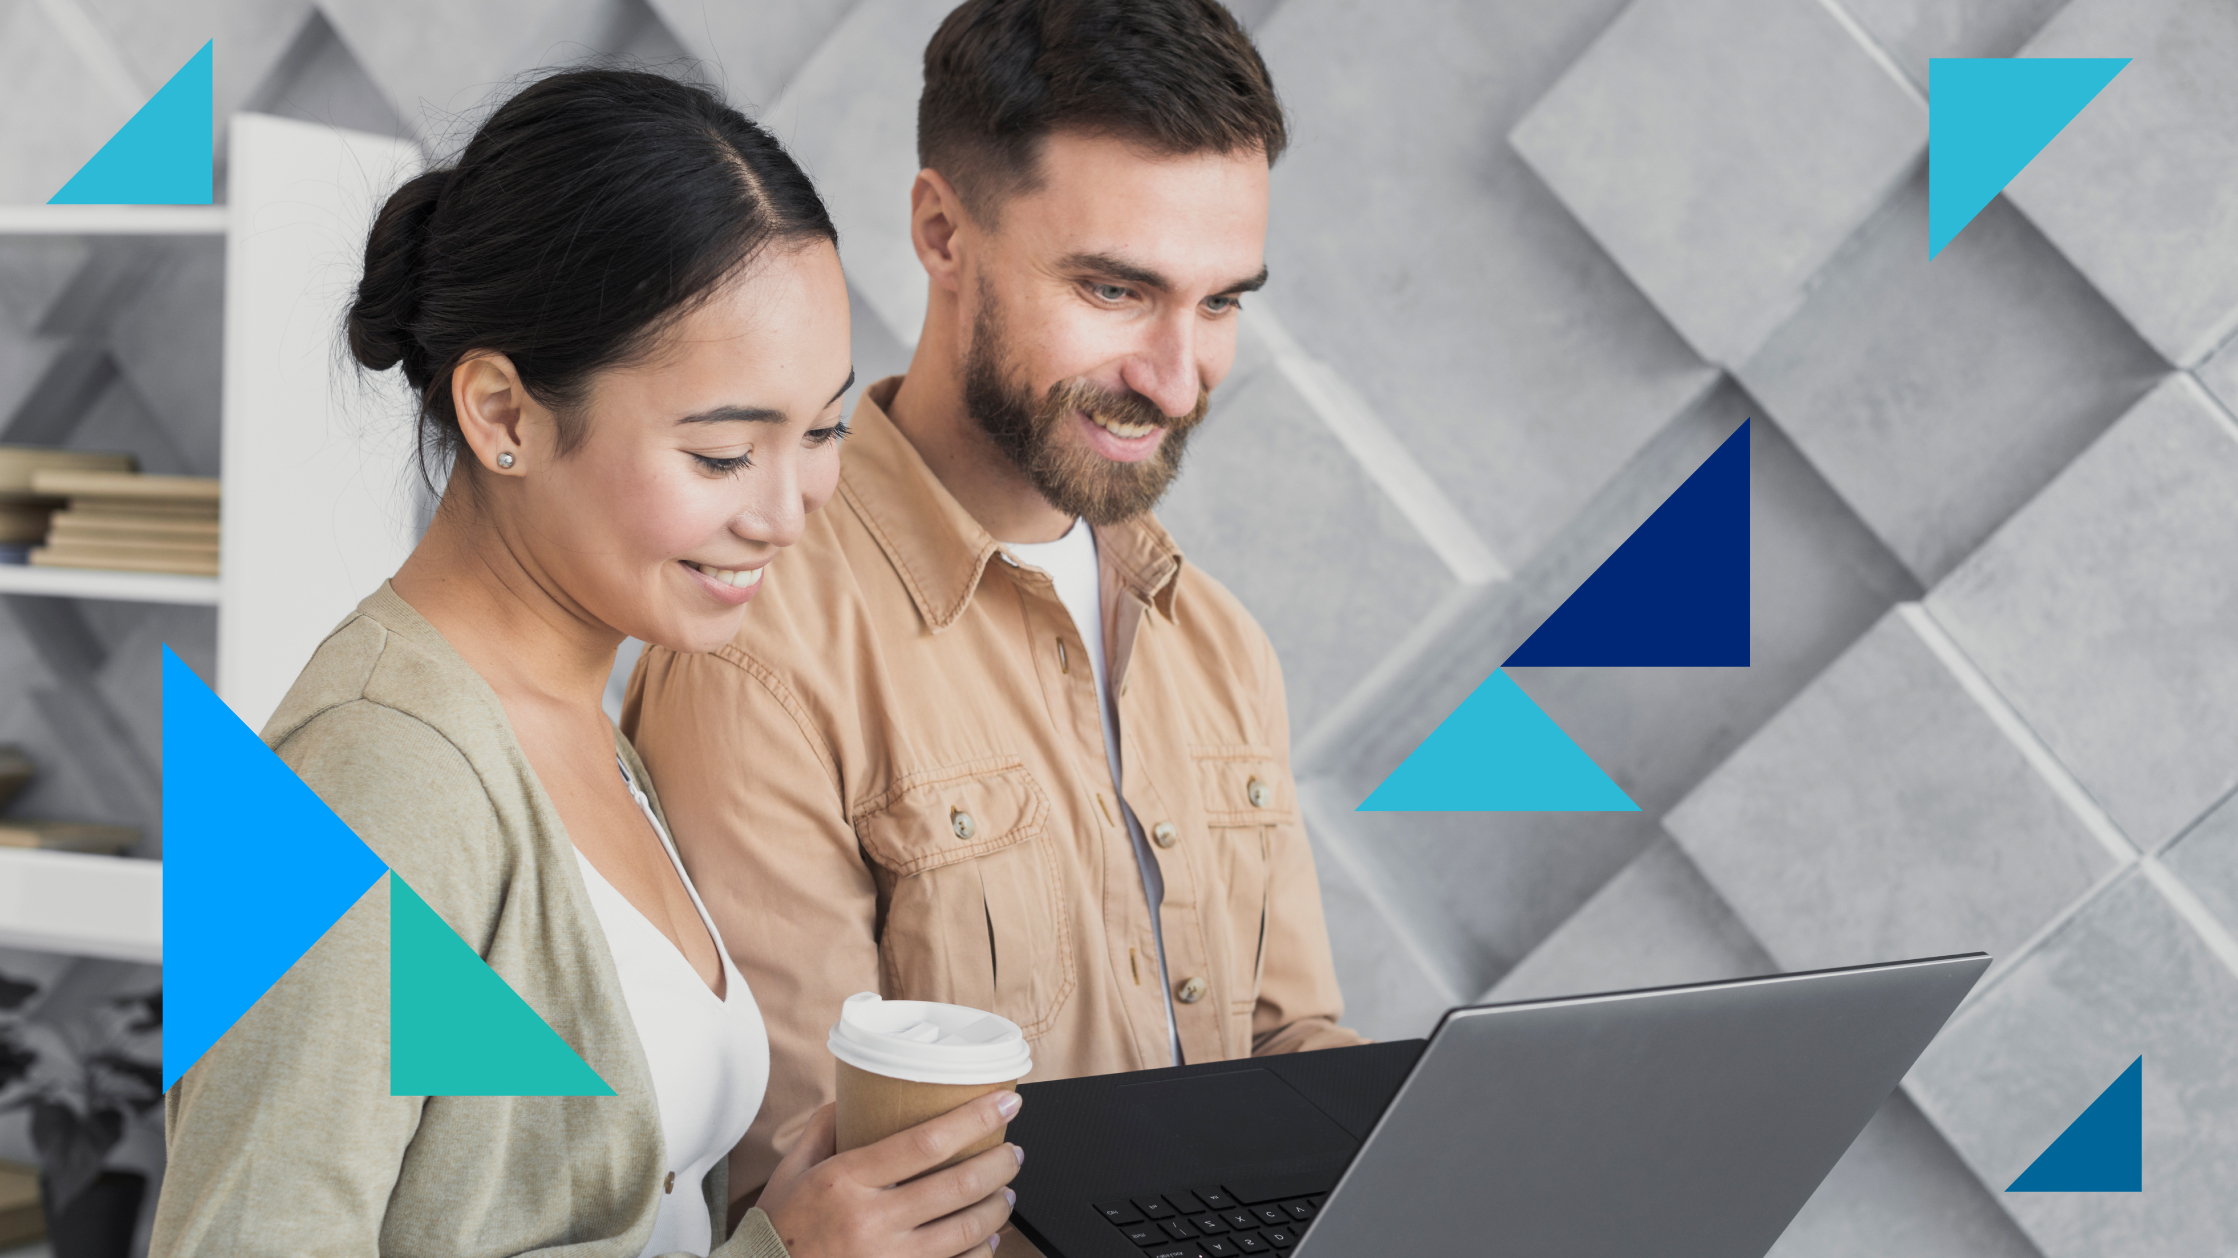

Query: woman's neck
left=389, top=484, right=621, bottom=714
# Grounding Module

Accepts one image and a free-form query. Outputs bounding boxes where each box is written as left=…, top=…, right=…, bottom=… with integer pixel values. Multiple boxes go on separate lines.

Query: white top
left=1005, top=518, right=1183, bottom=1065
left=579, top=757, right=769, bottom=1258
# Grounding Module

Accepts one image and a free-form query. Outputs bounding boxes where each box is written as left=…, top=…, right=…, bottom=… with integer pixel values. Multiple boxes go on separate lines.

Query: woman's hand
left=758, top=1091, right=1024, bottom=1258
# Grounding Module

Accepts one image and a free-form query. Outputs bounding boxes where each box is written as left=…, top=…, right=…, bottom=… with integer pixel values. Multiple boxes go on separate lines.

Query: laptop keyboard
left=1091, top=1177, right=1327, bottom=1257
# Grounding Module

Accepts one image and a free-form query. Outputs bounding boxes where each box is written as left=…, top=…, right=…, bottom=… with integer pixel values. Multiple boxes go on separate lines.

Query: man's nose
left=1119, top=311, right=1204, bottom=420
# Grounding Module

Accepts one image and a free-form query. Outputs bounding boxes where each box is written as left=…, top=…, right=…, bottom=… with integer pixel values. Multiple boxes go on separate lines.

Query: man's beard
left=962, top=286, right=1209, bottom=527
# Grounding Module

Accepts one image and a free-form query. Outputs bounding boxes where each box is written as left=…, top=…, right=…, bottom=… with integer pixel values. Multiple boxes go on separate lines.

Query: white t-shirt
left=1006, top=518, right=1183, bottom=1066
left=581, top=757, right=770, bottom=1257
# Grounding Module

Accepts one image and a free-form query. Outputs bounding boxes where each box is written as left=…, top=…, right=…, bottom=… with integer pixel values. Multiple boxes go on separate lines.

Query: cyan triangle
left=161, top=644, right=389, bottom=1090
left=390, top=873, right=613, bottom=1096
left=1505, top=420, right=1749, bottom=668
left=1359, top=669, right=1638, bottom=812
left=50, top=40, right=214, bottom=205
left=1928, top=57, right=2128, bottom=257
left=2008, top=1055, right=2142, bottom=1192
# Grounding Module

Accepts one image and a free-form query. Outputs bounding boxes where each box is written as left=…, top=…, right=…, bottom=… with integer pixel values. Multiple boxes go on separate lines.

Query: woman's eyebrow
left=676, top=367, right=855, bottom=425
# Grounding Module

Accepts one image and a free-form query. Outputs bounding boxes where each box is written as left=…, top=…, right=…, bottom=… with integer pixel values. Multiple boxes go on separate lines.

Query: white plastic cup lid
left=827, top=992, right=1032, bottom=1085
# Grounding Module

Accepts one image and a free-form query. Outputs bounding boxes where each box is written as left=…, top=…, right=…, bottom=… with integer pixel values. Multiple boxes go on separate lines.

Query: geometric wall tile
left=2165, top=791, right=2238, bottom=940
left=244, top=9, right=415, bottom=141
left=1740, top=168, right=2167, bottom=585
left=2004, top=0, right=2238, bottom=366
left=1666, top=607, right=2120, bottom=972
left=2194, top=331, right=2238, bottom=422
left=106, top=238, right=224, bottom=477
left=1511, top=0, right=1924, bottom=366
left=1158, top=360, right=1454, bottom=730
left=1909, top=871, right=2238, bottom=1258
left=1926, top=378, right=2238, bottom=850
left=1300, top=809, right=1460, bottom=1043
left=0, top=0, right=135, bottom=204
left=1837, top=0, right=2070, bottom=92
left=1256, top=0, right=1718, bottom=564
left=1766, top=1091, right=2048, bottom=1258
left=78, top=0, right=311, bottom=126
left=645, top=0, right=865, bottom=107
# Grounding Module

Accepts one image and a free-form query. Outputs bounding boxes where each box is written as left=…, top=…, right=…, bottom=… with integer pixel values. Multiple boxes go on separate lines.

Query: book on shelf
left=0, top=744, right=29, bottom=810
left=0, top=819, right=141, bottom=854
left=23, top=468, right=222, bottom=577
left=0, top=1160, right=41, bottom=1250
left=0, top=445, right=135, bottom=496
left=0, top=503, right=55, bottom=543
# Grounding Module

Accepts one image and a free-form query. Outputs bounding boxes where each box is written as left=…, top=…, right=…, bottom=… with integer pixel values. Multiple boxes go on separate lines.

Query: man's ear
left=451, top=352, right=537, bottom=476
left=910, top=167, right=972, bottom=294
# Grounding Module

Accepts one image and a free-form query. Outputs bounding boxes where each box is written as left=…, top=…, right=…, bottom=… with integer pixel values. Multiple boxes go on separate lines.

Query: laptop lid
left=1295, top=952, right=1990, bottom=1257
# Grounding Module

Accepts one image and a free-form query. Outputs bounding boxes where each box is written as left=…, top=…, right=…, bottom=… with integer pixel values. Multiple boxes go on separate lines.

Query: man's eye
left=1091, top=283, right=1131, bottom=303
left=691, top=452, right=753, bottom=474
left=1205, top=294, right=1241, bottom=314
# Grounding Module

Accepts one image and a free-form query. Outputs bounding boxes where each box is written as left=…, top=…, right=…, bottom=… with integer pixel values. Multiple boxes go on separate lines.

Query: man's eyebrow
left=1221, top=266, right=1270, bottom=295
left=677, top=367, right=856, bottom=425
left=1061, top=252, right=1269, bottom=298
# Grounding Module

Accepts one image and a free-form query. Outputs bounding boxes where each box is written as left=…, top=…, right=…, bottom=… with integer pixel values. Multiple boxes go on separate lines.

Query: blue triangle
left=389, top=873, right=614, bottom=1097
left=2008, top=1056, right=2142, bottom=1192
left=1929, top=58, right=2128, bottom=257
left=161, top=645, right=389, bottom=1090
left=50, top=40, right=214, bottom=205
left=1504, top=420, right=1749, bottom=668
left=1359, top=669, right=1638, bottom=812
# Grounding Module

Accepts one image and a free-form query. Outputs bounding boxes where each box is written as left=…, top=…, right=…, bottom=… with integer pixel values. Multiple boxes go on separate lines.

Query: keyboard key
left=1165, top=1191, right=1210, bottom=1214
left=1221, top=1210, right=1256, bottom=1231
left=1193, top=1185, right=1238, bottom=1211
left=1160, top=1219, right=1196, bottom=1240
left=1120, top=1222, right=1161, bottom=1246
left=1263, top=1226, right=1297, bottom=1249
left=1191, top=1214, right=1228, bottom=1233
left=1201, top=1240, right=1240, bottom=1258
left=1135, top=1196, right=1176, bottom=1219
left=1281, top=1199, right=1315, bottom=1221
left=1232, top=1234, right=1270, bottom=1253
left=1146, top=1248, right=1193, bottom=1258
left=1251, top=1205, right=1289, bottom=1227
left=1097, top=1201, right=1145, bottom=1225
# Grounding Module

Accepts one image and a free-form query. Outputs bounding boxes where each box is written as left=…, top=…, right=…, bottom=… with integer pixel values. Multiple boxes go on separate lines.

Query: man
left=623, top=0, right=1364, bottom=1222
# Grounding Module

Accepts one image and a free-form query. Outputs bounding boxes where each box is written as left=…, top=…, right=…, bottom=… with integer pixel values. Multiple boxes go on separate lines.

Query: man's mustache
left=1045, top=378, right=1211, bottom=431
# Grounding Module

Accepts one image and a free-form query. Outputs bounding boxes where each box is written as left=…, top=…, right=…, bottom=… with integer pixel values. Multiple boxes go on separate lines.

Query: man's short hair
left=918, top=0, right=1287, bottom=223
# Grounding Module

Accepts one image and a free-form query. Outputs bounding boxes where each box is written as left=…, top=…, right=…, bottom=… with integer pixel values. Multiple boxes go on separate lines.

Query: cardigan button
left=1152, top=822, right=1178, bottom=848
left=1246, top=777, right=1270, bottom=808
left=664, top=1171, right=675, bottom=1194
left=951, top=809, right=977, bottom=841
left=1176, top=975, right=1208, bottom=1004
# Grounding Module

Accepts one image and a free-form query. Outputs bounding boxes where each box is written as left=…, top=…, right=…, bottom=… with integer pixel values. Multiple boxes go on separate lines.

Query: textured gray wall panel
left=1838, top=0, right=2068, bottom=91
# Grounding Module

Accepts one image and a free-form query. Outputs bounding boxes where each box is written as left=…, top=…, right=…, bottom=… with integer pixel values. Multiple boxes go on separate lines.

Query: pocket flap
left=855, top=756, right=1051, bottom=876
left=1192, top=744, right=1296, bottom=825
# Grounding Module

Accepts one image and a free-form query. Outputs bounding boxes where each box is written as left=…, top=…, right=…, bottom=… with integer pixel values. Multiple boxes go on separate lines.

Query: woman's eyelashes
left=689, top=421, right=846, bottom=474
left=807, top=419, right=851, bottom=446
left=691, top=451, right=753, bottom=475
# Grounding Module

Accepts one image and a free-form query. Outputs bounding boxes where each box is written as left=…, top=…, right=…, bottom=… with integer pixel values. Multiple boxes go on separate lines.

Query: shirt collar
left=840, top=377, right=1186, bottom=631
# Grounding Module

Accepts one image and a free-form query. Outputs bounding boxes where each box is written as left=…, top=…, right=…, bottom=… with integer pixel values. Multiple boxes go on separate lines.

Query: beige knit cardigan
left=150, top=583, right=789, bottom=1258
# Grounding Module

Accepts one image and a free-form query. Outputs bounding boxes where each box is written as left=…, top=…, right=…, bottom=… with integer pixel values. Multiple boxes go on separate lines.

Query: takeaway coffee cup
left=828, top=992, right=1033, bottom=1172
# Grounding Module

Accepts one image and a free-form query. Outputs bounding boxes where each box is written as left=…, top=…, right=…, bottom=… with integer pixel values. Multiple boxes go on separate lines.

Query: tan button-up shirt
left=623, top=378, right=1364, bottom=1196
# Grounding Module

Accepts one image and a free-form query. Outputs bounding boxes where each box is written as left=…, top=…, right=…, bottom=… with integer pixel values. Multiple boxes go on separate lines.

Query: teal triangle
left=1929, top=57, right=2127, bottom=257
left=50, top=40, right=214, bottom=205
left=1358, top=669, right=1638, bottom=812
left=2007, top=1055, right=2142, bottom=1192
left=162, top=645, right=389, bottom=1091
left=389, top=873, right=614, bottom=1097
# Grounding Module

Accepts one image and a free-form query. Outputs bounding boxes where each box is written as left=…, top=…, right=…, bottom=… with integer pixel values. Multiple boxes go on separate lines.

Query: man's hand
left=757, top=1091, right=1024, bottom=1257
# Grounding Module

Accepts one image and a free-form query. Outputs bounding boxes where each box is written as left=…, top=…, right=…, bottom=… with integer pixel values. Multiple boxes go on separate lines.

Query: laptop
left=1007, top=952, right=1989, bottom=1257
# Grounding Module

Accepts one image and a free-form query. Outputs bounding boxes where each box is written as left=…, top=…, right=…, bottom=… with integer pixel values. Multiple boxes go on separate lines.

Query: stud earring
left=497, top=452, right=515, bottom=469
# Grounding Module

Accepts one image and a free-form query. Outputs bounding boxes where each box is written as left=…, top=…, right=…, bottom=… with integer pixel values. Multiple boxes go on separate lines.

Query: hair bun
left=346, top=167, right=452, bottom=380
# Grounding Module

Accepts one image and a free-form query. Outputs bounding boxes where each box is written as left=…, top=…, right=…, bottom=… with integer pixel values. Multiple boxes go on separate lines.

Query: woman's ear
left=910, top=167, right=970, bottom=295
left=451, top=352, right=537, bottom=475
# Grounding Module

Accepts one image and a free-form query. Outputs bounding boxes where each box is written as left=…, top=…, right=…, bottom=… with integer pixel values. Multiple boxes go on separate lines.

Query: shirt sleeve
left=151, top=702, right=463, bottom=1256
left=623, top=645, right=881, bottom=1201
left=1246, top=633, right=1373, bottom=1057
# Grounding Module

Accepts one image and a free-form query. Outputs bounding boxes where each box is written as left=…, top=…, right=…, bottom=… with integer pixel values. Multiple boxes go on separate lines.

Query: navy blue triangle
left=2007, top=1055, right=2142, bottom=1192
left=1505, top=420, right=1749, bottom=667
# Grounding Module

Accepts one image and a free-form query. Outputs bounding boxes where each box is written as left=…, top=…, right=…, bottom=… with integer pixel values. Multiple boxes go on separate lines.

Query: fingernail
left=996, top=1091, right=1022, bottom=1119
left=1012, top=1143, right=1026, bottom=1166
left=989, top=1233, right=1002, bottom=1251
left=1004, top=1187, right=1017, bottom=1206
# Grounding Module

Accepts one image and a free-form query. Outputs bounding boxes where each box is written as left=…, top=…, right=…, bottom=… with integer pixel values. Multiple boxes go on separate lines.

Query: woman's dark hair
left=347, top=68, right=837, bottom=473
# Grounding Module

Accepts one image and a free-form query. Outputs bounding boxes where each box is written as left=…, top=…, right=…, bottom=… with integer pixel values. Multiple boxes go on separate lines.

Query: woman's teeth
left=689, top=562, right=763, bottom=589
left=1089, top=412, right=1158, bottom=440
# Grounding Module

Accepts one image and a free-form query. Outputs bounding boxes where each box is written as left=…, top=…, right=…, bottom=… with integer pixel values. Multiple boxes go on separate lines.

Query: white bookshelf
left=0, top=116, right=421, bottom=963
left=0, top=565, right=218, bottom=606
left=0, top=204, right=227, bottom=235
left=0, top=848, right=160, bottom=963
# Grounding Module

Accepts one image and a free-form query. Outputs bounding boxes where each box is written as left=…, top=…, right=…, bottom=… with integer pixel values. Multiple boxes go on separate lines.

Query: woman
left=150, top=69, right=1019, bottom=1258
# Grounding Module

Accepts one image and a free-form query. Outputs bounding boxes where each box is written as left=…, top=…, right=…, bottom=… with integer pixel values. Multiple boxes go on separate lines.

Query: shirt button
left=1176, top=976, right=1208, bottom=1004
left=663, top=1171, right=675, bottom=1194
left=951, top=809, right=977, bottom=840
left=1246, top=777, right=1270, bottom=808
left=1152, top=822, right=1178, bottom=848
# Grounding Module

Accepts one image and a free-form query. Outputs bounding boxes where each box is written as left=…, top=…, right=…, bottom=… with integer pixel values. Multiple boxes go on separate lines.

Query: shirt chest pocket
left=1191, top=746, right=1294, bottom=1023
left=855, top=757, right=1075, bottom=1037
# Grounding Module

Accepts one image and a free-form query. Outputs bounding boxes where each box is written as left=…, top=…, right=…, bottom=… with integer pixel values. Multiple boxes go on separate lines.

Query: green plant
left=0, top=974, right=162, bottom=1215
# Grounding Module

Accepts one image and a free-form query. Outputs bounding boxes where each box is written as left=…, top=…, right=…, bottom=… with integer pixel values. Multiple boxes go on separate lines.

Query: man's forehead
left=1002, top=132, right=1270, bottom=287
